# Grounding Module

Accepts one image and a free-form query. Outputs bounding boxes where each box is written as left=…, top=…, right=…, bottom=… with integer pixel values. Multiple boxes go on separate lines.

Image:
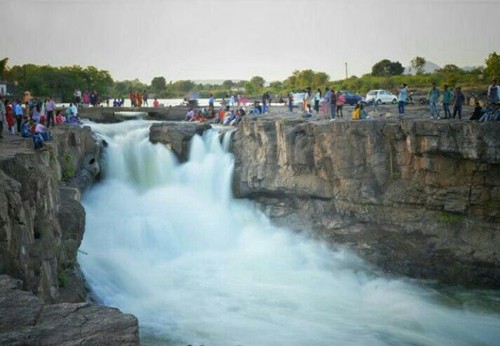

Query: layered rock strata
left=231, top=117, right=500, bottom=287
left=0, top=125, right=139, bottom=344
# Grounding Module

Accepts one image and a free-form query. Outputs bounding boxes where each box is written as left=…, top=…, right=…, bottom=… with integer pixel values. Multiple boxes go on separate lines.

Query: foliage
left=58, top=269, right=69, bottom=288
left=484, top=52, right=500, bottom=80
left=371, top=59, right=404, bottom=76
left=437, top=211, right=463, bottom=224
left=3, top=63, right=113, bottom=102
left=0, top=57, right=8, bottom=80
left=151, top=76, right=166, bottom=92
left=411, top=56, right=426, bottom=74
left=1, top=51, right=496, bottom=100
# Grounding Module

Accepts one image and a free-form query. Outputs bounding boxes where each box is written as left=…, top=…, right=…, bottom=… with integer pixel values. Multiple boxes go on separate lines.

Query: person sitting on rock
left=55, top=110, right=65, bottom=124
left=35, top=122, right=51, bottom=141
left=20, top=116, right=33, bottom=138
left=469, top=101, right=483, bottom=121
left=185, top=108, right=195, bottom=121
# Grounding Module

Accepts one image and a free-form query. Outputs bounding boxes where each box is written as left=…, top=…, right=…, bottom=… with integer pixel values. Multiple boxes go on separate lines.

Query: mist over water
left=78, top=121, right=500, bottom=346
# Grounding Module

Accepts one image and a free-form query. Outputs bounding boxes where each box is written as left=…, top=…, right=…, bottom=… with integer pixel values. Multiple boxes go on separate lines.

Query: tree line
left=1, top=52, right=498, bottom=102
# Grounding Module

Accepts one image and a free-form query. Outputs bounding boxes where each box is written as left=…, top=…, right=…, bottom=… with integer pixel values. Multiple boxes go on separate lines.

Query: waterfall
left=78, top=120, right=500, bottom=346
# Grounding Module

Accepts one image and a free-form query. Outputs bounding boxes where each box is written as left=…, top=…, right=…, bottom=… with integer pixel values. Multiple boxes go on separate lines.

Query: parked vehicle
left=364, top=89, right=398, bottom=105
left=339, top=90, right=363, bottom=105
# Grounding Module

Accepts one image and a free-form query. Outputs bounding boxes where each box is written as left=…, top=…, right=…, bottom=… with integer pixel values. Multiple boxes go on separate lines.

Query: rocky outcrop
left=0, top=275, right=139, bottom=345
left=0, top=125, right=101, bottom=303
left=149, top=122, right=212, bottom=161
left=0, top=125, right=139, bottom=344
left=231, top=117, right=500, bottom=287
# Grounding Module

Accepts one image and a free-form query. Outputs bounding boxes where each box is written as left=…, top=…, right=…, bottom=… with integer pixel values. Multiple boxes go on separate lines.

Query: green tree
left=222, top=80, right=235, bottom=89
left=371, top=59, right=404, bottom=76
left=0, top=57, right=8, bottom=80
left=250, top=76, right=265, bottom=89
left=151, top=76, right=166, bottom=92
left=411, top=56, right=426, bottom=75
left=484, top=52, right=500, bottom=80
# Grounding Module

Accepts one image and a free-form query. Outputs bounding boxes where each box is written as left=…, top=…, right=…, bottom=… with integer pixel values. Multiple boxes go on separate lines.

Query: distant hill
left=404, top=61, right=441, bottom=75
left=193, top=79, right=244, bottom=85
left=404, top=61, right=481, bottom=75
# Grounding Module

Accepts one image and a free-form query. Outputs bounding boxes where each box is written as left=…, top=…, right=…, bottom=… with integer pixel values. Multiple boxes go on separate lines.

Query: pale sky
left=2, top=0, right=499, bottom=84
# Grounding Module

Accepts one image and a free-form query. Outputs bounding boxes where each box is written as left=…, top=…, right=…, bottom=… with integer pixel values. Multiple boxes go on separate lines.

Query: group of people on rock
left=73, top=89, right=100, bottom=107
left=405, top=79, right=499, bottom=121
left=129, top=90, right=149, bottom=107
left=0, top=92, right=81, bottom=149
left=290, top=87, right=347, bottom=121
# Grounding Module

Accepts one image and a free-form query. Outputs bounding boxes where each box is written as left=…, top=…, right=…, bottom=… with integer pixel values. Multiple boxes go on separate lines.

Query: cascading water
left=78, top=120, right=500, bottom=346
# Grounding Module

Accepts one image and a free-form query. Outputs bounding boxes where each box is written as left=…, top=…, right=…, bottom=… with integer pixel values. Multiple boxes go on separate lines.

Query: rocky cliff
left=231, top=117, right=500, bottom=287
left=0, top=125, right=139, bottom=344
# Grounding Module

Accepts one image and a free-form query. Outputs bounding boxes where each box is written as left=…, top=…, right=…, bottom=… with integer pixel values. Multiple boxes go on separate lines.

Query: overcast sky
left=2, top=0, right=499, bottom=84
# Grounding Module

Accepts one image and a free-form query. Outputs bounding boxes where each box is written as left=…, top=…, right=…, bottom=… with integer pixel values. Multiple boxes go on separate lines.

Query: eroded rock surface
left=231, top=117, right=500, bottom=287
left=0, top=275, right=139, bottom=345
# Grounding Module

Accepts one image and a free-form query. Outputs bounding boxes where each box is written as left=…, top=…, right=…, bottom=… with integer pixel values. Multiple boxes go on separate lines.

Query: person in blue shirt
left=442, top=85, right=452, bottom=119
left=398, top=83, right=407, bottom=116
left=14, top=99, right=24, bottom=133
left=428, top=83, right=440, bottom=119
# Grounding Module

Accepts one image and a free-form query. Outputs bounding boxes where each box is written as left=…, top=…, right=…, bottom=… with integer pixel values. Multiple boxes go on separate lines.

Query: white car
left=365, top=89, right=398, bottom=105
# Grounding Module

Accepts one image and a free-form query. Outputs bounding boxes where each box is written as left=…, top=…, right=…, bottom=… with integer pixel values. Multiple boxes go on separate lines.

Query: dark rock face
left=149, top=122, right=212, bottom=161
left=231, top=117, right=500, bottom=287
left=0, top=275, right=139, bottom=345
left=0, top=126, right=102, bottom=303
left=0, top=125, right=139, bottom=344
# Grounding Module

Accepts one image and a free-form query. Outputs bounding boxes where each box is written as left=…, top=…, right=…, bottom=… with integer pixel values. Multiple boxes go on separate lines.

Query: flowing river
left=78, top=121, right=500, bottom=346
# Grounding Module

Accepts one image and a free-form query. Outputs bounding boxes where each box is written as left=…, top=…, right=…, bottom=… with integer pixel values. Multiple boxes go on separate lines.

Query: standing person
left=336, top=90, right=346, bottom=118
left=287, top=92, right=294, bottom=112
left=314, top=88, right=322, bottom=113
left=14, top=99, right=24, bottom=133
left=442, top=85, right=452, bottom=119
left=0, top=96, right=5, bottom=138
left=314, top=88, right=321, bottom=114
left=261, top=93, right=267, bottom=113
left=398, top=83, right=407, bottom=116
left=129, top=91, right=136, bottom=107
left=5, top=100, right=16, bottom=134
left=136, top=91, right=143, bottom=107
left=45, top=96, right=56, bottom=128
left=142, top=90, right=149, bottom=107
left=487, top=79, right=499, bottom=104
left=306, top=87, right=312, bottom=114
left=208, top=94, right=215, bottom=112
left=452, top=87, right=466, bottom=119
left=428, top=83, right=440, bottom=119
left=323, top=88, right=331, bottom=119
left=329, top=89, right=337, bottom=121
left=74, top=89, right=82, bottom=107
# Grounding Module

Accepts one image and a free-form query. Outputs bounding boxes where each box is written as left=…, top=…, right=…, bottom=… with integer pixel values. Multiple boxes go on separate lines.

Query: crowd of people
left=287, top=80, right=500, bottom=122
left=0, top=91, right=81, bottom=150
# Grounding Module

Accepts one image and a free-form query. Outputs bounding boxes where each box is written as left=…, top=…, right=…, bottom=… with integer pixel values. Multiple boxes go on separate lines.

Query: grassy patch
left=58, top=270, right=69, bottom=288
left=437, top=211, right=463, bottom=224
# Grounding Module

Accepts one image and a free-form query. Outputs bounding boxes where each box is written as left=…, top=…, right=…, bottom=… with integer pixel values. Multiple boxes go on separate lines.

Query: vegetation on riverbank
left=1, top=52, right=498, bottom=101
